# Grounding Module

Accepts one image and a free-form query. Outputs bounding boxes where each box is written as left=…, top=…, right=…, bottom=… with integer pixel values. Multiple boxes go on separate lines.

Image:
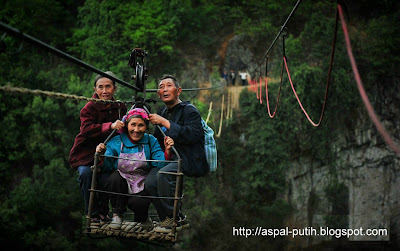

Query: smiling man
left=147, top=74, right=208, bottom=233
left=69, top=71, right=126, bottom=224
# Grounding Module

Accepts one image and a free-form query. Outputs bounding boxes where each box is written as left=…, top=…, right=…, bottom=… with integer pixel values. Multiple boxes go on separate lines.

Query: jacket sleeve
left=168, top=105, right=203, bottom=144
left=99, top=136, right=119, bottom=171
left=148, top=135, right=167, bottom=169
left=80, top=103, right=112, bottom=138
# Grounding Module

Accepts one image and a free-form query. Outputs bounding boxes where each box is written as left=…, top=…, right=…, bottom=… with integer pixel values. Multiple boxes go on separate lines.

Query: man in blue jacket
left=148, top=74, right=208, bottom=233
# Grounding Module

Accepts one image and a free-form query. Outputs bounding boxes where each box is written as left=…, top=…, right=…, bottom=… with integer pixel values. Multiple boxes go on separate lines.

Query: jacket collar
left=166, top=100, right=190, bottom=111
left=120, top=133, right=149, bottom=147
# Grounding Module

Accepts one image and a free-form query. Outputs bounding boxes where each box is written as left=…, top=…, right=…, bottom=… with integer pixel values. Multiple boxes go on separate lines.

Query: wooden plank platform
left=84, top=220, right=181, bottom=246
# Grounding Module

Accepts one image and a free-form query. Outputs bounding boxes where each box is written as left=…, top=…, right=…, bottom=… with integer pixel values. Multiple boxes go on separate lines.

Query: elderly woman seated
left=96, top=108, right=174, bottom=230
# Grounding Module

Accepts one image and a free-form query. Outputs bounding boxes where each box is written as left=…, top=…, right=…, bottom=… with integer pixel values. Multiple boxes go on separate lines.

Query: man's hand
left=164, top=136, right=174, bottom=156
left=149, top=114, right=170, bottom=129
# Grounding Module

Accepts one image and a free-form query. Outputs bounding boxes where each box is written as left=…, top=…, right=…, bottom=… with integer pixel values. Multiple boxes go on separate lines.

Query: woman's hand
left=96, top=143, right=106, bottom=153
left=96, top=143, right=106, bottom=161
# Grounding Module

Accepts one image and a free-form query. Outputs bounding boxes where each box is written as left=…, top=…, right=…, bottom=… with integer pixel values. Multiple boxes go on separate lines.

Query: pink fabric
left=123, top=108, right=149, bottom=122
left=118, top=108, right=149, bottom=133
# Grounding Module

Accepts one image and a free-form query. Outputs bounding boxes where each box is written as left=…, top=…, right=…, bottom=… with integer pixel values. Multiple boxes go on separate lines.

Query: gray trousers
left=145, top=163, right=182, bottom=221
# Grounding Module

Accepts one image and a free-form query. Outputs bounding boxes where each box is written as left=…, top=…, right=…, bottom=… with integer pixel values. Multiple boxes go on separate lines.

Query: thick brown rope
left=0, top=84, right=124, bottom=104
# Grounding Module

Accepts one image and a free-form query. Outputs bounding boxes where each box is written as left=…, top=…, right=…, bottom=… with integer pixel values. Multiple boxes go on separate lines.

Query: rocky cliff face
left=284, top=91, right=400, bottom=249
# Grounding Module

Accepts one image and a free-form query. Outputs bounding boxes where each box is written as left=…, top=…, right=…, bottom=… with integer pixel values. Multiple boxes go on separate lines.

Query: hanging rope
left=228, top=86, right=241, bottom=111
left=258, top=6, right=337, bottom=126
left=259, top=77, right=263, bottom=104
left=229, top=90, right=234, bottom=119
left=284, top=54, right=331, bottom=127
left=265, top=57, right=284, bottom=118
left=226, top=90, right=234, bottom=120
left=216, top=94, right=224, bottom=138
left=265, top=77, right=280, bottom=118
left=250, top=77, right=256, bottom=93
left=249, top=77, right=253, bottom=92
left=206, top=101, right=213, bottom=123
left=338, top=4, right=400, bottom=155
left=255, top=79, right=259, bottom=100
left=284, top=7, right=338, bottom=126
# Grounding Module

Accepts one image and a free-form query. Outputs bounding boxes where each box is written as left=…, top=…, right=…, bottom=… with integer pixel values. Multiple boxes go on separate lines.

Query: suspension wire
left=0, top=21, right=140, bottom=92
left=1, top=21, right=224, bottom=96
left=256, top=0, right=302, bottom=68
left=147, top=83, right=225, bottom=93
left=337, top=4, right=400, bottom=155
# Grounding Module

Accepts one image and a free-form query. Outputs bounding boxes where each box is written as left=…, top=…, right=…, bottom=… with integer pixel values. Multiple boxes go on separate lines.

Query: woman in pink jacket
left=69, top=71, right=126, bottom=224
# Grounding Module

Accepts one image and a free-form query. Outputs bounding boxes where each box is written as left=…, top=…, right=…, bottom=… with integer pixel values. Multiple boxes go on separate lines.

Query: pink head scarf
left=118, top=108, right=149, bottom=133
left=123, top=108, right=149, bottom=122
